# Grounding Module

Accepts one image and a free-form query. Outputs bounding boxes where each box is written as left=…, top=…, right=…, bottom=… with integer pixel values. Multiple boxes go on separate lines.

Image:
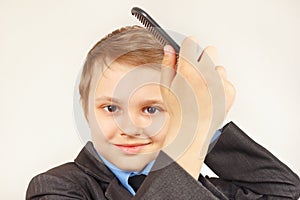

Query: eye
left=103, top=105, right=119, bottom=113
left=143, top=106, right=161, bottom=115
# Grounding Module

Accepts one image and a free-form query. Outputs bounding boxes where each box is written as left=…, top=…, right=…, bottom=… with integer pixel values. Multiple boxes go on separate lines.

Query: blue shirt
left=97, top=153, right=155, bottom=196
left=97, top=130, right=221, bottom=196
left=211, top=130, right=221, bottom=143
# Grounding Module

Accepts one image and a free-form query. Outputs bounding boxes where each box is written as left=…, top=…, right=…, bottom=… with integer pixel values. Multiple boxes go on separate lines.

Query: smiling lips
left=114, top=143, right=150, bottom=154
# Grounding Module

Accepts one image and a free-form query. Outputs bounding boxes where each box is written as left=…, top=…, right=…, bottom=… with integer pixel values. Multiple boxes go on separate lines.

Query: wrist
left=177, top=149, right=205, bottom=179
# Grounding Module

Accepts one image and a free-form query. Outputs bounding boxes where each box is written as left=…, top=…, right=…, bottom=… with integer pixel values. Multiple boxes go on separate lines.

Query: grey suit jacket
left=26, top=122, right=300, bottom=199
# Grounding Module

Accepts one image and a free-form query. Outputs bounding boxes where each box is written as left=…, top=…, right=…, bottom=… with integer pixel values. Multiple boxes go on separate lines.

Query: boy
left=26, top=26, right=300, bottom=199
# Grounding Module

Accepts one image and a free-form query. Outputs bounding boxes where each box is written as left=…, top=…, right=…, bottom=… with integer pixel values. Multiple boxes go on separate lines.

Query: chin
left=115, top=153, right=158, bottom=172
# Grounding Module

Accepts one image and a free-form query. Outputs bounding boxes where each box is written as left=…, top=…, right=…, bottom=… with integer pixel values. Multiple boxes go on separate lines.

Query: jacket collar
left=74, top=142, right=133, bottom=199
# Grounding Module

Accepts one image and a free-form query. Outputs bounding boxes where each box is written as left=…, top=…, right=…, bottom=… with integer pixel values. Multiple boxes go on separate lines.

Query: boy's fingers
left=215, top=66, right=227, bottom=80
left=161, top=45, right=176, bottom=88
left=178, top=36, right=202, bottom=75
left=215, top=65, right=236, bottom=114
left=202, top=46, right=218, bottom=64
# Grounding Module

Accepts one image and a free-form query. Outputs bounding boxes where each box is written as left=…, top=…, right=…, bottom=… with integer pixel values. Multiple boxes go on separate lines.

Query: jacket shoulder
left=26, top=162, right=90, bottom=199
left=42, top=162, right=83, bottom=179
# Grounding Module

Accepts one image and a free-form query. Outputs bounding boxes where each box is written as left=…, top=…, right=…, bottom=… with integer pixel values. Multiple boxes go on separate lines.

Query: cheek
left=93, top=112, right=119, bottom=140
left=150, top=115, right=175, bottom=147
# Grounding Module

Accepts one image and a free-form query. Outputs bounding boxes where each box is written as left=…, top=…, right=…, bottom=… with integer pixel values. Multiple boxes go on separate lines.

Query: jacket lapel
left=105, top=178, right=133, bottom=200
left=74, top=142, right=133, bottom=199
left=75, top=142, right=113, bottom=182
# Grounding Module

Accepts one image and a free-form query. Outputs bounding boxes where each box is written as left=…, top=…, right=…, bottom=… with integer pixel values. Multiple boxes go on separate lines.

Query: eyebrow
left=94, top=96, right=122, bottom=104
left=95, top=96, right=164, bottom=106
left=139, top=99, right=164, bottom=105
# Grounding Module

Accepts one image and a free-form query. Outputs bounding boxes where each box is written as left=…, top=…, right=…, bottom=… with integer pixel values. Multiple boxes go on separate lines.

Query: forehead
left=95, top=61, right=162, bottom=100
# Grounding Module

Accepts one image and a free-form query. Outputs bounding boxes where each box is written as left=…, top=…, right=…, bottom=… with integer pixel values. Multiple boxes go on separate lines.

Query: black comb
left=131, top=7, right=180, bottom=54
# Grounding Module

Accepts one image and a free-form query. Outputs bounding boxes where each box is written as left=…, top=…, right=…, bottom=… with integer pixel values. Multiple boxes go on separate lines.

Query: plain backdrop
left=1, top=0, right=299, bottom=199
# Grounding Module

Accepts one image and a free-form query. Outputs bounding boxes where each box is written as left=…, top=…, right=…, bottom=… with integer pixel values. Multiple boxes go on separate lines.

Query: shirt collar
left=97, top=152, right=154, bottom=196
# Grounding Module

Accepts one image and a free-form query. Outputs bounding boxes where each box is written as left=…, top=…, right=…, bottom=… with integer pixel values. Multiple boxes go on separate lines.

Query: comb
left=131, top=7, right=180, bottom=54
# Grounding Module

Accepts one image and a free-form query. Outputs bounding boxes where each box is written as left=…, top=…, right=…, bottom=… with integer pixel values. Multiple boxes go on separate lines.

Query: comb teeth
left=133, top=12, right=168, bottom=46
left=131, top=7, right=180, bottom=53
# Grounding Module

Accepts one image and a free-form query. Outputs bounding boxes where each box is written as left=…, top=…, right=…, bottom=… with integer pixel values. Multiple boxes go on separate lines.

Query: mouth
left=114, top=143, right=151, bottom=154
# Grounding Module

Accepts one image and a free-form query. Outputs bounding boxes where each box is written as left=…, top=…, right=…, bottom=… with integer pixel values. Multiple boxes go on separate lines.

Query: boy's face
left=88, top=61, right=173, bottom=171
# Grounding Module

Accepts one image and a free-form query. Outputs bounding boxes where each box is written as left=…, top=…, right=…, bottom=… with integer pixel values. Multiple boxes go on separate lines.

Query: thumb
left=161, top=45, right=177, bottom=88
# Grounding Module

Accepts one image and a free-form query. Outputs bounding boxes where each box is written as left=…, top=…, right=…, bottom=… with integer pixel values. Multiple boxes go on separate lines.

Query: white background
left=1, top=0, right=299, bottom=199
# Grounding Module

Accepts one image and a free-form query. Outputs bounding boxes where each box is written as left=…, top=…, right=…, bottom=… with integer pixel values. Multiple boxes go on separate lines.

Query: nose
left=114, top=111, right=146, bottom=137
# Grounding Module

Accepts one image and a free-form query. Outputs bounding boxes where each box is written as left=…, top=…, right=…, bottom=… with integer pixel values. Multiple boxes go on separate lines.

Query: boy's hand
left=160, top=37, right=235, bottom=179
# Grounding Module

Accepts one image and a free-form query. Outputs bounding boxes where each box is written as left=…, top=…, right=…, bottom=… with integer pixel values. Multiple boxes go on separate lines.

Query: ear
left=80, top=99, right=90, bottom=123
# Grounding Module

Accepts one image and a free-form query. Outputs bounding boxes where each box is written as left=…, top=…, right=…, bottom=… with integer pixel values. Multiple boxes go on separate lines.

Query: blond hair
left=79, top=26, right=164, bottom=119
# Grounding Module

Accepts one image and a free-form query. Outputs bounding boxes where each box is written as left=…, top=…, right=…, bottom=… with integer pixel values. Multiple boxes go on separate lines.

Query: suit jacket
left=26, top=122, right=300, bottom=199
